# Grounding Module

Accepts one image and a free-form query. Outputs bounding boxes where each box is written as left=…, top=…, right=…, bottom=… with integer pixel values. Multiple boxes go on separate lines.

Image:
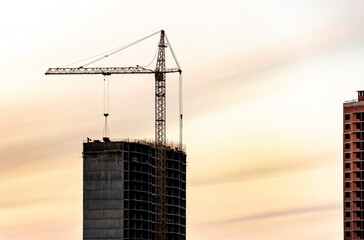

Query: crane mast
left=45, top=30, right=182, bottom=240
left=155, top=30, right=167, bottom=240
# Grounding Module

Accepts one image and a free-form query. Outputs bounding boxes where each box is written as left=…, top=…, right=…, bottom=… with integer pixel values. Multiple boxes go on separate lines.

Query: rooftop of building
left=83, top=138, right=186, bottom=153
left=344, top=91, right=364, bottom=106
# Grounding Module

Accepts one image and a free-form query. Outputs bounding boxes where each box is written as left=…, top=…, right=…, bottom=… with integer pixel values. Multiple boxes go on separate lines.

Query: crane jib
left=45, top=67, right=180, bottom=75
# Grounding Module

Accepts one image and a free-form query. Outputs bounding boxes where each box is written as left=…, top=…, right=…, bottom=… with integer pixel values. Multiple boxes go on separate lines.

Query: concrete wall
left=82, top=141, right=186, bottom=240
left=83, top=143, right=125, bottom=240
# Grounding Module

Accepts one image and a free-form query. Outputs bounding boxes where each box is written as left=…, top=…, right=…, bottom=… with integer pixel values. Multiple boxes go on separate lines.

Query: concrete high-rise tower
left=83, top=140, right=186, bottom=240
left=343, top=91, right=364, bottom=239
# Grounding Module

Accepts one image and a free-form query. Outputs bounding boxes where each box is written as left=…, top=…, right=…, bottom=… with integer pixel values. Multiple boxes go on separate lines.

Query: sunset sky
left=1, top=1, right=364, bottom=239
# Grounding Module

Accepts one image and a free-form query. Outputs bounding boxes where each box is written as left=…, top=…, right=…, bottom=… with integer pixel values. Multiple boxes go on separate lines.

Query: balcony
left=352, top=153, right=361, bottom=161
left=345, top=203, right=352, bottom=211
left=345, top=192, right=352, bottom=201
left=352, top=192, right=361, bottom=201
left=352, top=144, right=361, bottom=152
left=353, top=231, right=363, bottom=239
left=353, top=223, right=361, bottom=230
left=352, top=132, right=361, bottom=141
left=353, top=211, right=363, bottom=220
left=353, top=112, right=362, bottom=122
left=345, top=213, right=352, bottom=221
left=344, top=146, right=352, bottom=153
left=353, top=182, right=361, bottom=191
left=353, top=163, right=361, bottom=171
left=345, top=163, right=352, bottom=171
left=345, top=124, right=352, bottom=133
left=353, top=172, right=361, bottom=181
left=353, top=123, right=362, bottom=132
left=353, top=202, right=361, bottom=211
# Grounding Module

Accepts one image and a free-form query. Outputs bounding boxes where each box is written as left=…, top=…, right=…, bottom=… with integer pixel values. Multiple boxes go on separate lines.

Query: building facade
left=83, top=140, right=186, bottom=240
left=344, top=91, right=364, bottom=239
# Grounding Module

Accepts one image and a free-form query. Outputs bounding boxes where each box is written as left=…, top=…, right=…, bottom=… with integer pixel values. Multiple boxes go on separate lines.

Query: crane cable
left=165, top=33, right=183, bottom=149
left=138, top=48, right=159, bottom=68
left=60, top=31, right=161, bottom=68
left=82, top=31, right=161, bottom=68
left=165, top=34, right=181, bottom=70
left=103, top=75, right=110, bottom=139
left=60, top=31, right=182, bottom=71
left=61, top=44, right=131, bottom=68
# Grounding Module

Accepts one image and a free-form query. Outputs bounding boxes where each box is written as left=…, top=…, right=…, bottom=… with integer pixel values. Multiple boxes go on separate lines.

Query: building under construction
left=83, top=140, right=186, bottom=240
left=45, top=30, right=185, bottom=240
left=344, top=91, right=364, bottom=239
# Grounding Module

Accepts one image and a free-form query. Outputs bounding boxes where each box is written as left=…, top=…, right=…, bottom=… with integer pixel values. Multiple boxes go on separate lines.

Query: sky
left=1, top=0, right=364, bottom=239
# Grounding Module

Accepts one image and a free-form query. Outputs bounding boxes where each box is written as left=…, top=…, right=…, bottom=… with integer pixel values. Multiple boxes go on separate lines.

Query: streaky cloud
left=208, top=203, right=340, bottom=225
left=190, top=152, right=336, bottom=187
left=0, top=197, right=52, bottom=209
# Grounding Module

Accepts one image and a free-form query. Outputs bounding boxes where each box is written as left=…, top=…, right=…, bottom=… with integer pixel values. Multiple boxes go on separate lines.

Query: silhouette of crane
left=45, top=30, right=183, bottom=240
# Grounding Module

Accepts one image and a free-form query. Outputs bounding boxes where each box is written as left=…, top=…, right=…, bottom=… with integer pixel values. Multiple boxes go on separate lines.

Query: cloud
left=217, top=13, right=364, bottom=86
left=207, top=204, right=340, bottom=225
left=0, top=219, right=79, bottom=240
left=183, top=13, right=364, bottom=118
left=190, top=162, right=296, bottom=186
left=189, top=152, right=337, bottom=187
left=0, top=198, right=52, bottom=210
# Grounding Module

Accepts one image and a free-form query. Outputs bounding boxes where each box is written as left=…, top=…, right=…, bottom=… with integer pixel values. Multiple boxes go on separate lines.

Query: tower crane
left=45, top=30, right=182, bottom=240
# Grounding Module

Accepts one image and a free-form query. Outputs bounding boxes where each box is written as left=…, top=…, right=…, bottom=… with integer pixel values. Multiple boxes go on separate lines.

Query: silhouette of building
left=83, top=140, right=186, bottom=240
left=344, top=91, right=364, bottom=239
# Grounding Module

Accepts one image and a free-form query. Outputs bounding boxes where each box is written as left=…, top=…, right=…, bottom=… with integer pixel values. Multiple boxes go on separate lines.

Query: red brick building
left=344, top=91, right=364, bottom=239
